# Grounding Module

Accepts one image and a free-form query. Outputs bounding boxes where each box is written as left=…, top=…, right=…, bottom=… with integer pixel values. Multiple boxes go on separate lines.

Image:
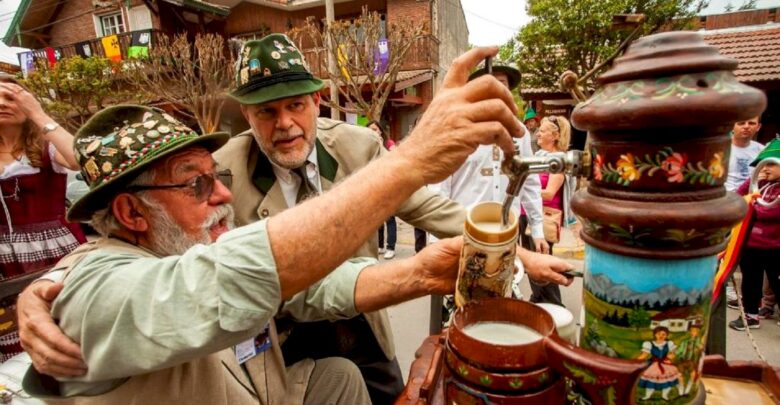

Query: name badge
left=235, top=324, right=272, bottom=364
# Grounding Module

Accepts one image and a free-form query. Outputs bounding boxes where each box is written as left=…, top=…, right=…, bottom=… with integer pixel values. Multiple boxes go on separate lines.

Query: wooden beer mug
left=445, top=298, right=647, bottom=404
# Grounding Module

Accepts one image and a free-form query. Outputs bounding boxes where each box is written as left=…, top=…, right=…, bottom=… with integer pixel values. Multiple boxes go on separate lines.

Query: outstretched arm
left=268, top=46, right=522, bottom=300
left=354, top=237, right=462, bottom=313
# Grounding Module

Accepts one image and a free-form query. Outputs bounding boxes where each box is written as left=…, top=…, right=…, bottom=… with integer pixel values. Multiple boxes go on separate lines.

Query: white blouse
left=0, top=143, right=67, bottom=180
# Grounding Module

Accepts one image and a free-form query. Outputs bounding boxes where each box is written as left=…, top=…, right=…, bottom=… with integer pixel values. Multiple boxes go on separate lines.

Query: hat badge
left=274, top=40, right=288, bottom=54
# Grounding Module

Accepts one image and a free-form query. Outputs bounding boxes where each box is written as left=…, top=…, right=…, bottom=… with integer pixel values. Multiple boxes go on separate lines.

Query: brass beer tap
left=500, top=150, right=590, bottom=228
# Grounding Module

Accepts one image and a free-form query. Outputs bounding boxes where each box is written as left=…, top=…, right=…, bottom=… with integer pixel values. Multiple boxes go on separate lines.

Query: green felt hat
left=523, top=107, right=538, bottom=122
left=67, top=105, right=229, bottom=221
left=229, top=33, right=324, bottom=105
left=751, top=138, right=780, bottom=167
left=468, top=62, right=521, bottom=90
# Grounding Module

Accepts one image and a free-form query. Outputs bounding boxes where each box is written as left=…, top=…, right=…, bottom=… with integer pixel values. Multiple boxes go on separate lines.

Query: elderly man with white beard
left=17, top=46, right=536, bottom=404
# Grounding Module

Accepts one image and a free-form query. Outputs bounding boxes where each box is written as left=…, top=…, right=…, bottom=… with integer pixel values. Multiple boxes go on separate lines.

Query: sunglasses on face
left=128, top=170, right=233, bottom=202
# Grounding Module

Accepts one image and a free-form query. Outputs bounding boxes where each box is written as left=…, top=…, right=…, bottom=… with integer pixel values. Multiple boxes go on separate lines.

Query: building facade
left=6, top=0, right=469, bottom=140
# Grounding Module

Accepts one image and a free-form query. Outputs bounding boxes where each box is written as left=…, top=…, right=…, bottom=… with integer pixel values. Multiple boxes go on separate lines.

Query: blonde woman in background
left=531, top=115, right=576, bottom=307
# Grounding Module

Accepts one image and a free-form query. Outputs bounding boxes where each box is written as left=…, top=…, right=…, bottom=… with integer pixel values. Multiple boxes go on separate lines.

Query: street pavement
left=384, top=220, right=780, bottom=381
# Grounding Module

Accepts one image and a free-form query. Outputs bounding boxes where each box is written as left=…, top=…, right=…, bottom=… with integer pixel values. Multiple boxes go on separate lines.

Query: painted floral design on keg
left=708, top=152, right=725, bottom=179
left=661, top=152, right=686, bottom=183
left=585, top=71, right=746, bottom=107
left=479, top=375, right=492, bottom=386
left=563, top=362, right=618, bottom=405
left=616, top=153, right=641, bottom=182
left=538, top=372, right=549, bottom=384
left=593, top=147, right=725, bottom=187
left=651, top=77, right=701, bottom=100
left=608, top=224, right=653, bottom=246
left=581, top=247, right=715, bottom=404
left=578, top=218, right=729, bottom=250
left=458, top=364, right=468, bottom=377
left=593, top=153, right=605, bottom=181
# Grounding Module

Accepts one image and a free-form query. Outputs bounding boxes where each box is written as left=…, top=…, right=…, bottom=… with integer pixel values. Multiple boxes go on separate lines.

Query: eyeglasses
left=128, top=170, right=233, bottom=202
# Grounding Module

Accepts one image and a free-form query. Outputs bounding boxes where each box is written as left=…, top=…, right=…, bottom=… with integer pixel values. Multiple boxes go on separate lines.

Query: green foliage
left=512, top=87, right=525, bottom=119
left=628, top=306, right=651, bottom=330
left=21, top=56, right=132, bottom=131
left=563, top=361, right=597, bottom=384
left=738, top=0, right=758, bottom=10
left=507, top=0, right=708, bottom=90
left=602, top=386, right=617, bottom=405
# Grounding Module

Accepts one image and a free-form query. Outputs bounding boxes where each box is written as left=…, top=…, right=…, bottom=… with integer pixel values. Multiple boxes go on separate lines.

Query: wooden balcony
left=300, top=34, right=439, bottom=79
left=26, top=29, right=168, bottom=62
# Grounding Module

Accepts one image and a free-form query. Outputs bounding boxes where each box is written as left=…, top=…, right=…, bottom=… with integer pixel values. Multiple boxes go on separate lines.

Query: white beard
left=141, top=196, right=235, bottom=256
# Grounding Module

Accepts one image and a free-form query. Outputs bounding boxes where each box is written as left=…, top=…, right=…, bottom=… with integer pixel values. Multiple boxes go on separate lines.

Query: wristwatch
left=42, top=122, right=60, bottom=134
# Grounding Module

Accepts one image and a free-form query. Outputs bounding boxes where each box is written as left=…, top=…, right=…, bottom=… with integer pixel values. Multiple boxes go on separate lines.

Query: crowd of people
left=0, top=30, right=776, bottom=404
left=723, top=116, right=780, bottom=332
left=0, top=36, right=576, bottom=404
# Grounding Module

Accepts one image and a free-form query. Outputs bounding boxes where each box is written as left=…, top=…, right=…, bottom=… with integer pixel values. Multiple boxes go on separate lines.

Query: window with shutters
left=100, top=13, right=125, bottom=36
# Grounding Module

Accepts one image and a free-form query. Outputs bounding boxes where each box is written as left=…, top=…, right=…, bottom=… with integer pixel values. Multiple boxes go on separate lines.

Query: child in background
left=729, top=139, right=780, bottom=330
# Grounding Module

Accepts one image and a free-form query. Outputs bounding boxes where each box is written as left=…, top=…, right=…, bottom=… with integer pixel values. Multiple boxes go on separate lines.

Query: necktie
left=294, top=165, right=318, bottom=203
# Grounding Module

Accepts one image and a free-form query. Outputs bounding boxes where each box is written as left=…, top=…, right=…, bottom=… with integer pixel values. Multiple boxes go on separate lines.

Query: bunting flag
left=712, top=193, right=758, bottom=302
left=128, top=30, right=151, bottom=59
left=18, top=52, right=35, bottom=78
left=44, top=47, right=57, bottom=67
left=374, top=38, right=389, bottom=76
left=75, top=41, right=94, bottom=58
left=101, top=35, right=122, bottom=62
left=337, top=44, right=350, bottom=80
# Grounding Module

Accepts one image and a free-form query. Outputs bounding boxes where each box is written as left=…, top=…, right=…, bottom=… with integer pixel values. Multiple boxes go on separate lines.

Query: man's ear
left=112, top=193, right=150, bottom=232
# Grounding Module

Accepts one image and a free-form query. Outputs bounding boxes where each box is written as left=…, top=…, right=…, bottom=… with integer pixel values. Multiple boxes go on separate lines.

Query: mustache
left=203, top=204, right=235, bottom=230
left=272, top=127, right=305, bottom=142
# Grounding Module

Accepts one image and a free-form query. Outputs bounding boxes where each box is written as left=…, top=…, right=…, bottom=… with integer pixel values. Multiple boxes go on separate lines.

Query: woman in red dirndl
left=0, top=74, right=85, bottom=361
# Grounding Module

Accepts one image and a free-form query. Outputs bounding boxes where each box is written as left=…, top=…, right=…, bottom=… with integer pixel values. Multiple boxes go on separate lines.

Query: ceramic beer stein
left=455, top=202, right=518, bottom=307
